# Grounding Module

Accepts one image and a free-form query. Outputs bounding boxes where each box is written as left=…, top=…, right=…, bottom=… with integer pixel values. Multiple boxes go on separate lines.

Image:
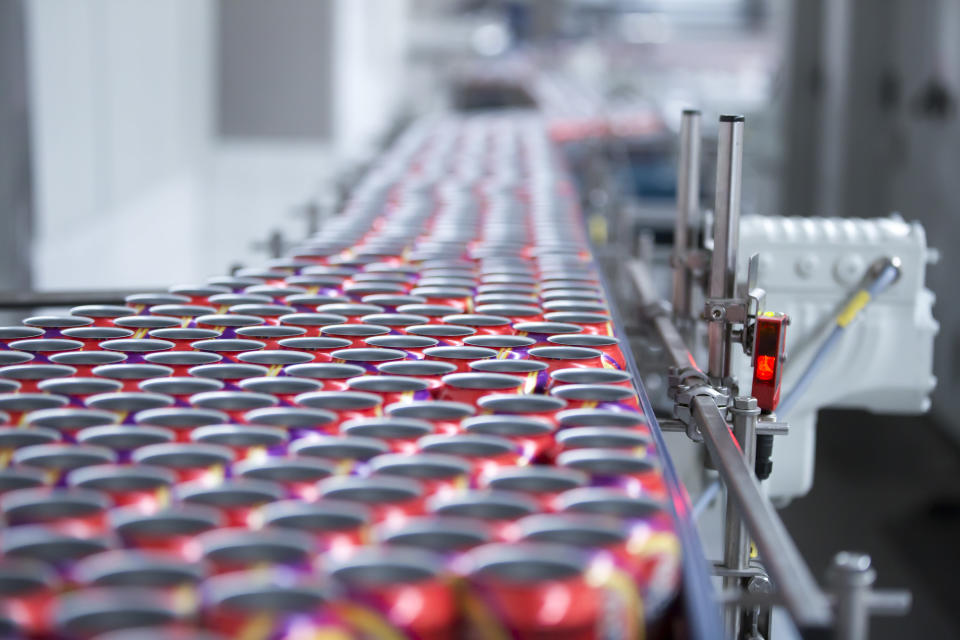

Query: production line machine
left=0, top=102, right=936, bottom=639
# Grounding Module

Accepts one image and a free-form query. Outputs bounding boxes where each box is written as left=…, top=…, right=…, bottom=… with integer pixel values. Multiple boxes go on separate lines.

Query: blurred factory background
left=1, top=1, right=958, bottom=637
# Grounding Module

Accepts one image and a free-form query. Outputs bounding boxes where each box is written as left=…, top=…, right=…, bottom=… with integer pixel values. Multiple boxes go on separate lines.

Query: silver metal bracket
left=703, top=253, right=766, bottom=357
left=672, top=382, right=730, bottom=442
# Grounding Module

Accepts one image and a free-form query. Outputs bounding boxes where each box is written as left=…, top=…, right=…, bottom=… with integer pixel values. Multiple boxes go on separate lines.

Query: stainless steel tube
left=722, top=396, right=760, bottom=637
left=707, top=115, right=744, bottom=383
left=693, top=394, right=832, bottom=627
left=672, top=110, right=701, bottom=326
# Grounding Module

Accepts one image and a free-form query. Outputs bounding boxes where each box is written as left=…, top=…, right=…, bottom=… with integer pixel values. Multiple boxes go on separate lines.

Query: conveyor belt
left=0, top=113, right=715, bottom=639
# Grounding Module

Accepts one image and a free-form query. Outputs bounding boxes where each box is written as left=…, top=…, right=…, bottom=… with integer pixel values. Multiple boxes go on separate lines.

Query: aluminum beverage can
left=189, top=424, right=288, bottom=461
left=0, top=558, right=58, bottom=637
left=203, top=570, right=345, bottom=639
left=131, top=443, right=233, bottom=484
left=38, top=378, right=124, bottom=407
left=238, top=376, right=321, bottom=405
left=284, top=362, right=366, bottom=390
left=376, top=360, right=457, bottom=392
left=556, top=449, right=666, bottom=499
left=295, top=390, right=383, bottom=423
left=542, top=312, right=612, bottom=336
left=547, top=334, right=625, bottom=369
left=133, top=407, right=229, bottom=444
left=227, top=303, right=297, bottom=326
left=316, top=303, right=385, bottom=324
left=403, top=323, right=476, bottom=346
left=278, top=312, right=350, bottom=335
left=316, top=475, right=426, bottom=523
left=476, top=393, right=567, bottom=427
left=190, top=338, right=265, bottom=363
left=437, top=372, right=523, bottom=404
left=144, top=351, right=221, bottom=377
left=417, top=433, right=527, bottom=479
left=1, top=363, right=77, bottom=393
left=76, top=425, right=174, bottom=462
left=233, top=456, right=335, bottom=501
left=13, top=443, right=116, bottom=486
left=461, top=414, right=555, bottom=463
left=346, top=375, right=430, bottom=406
left=556, top=408, right=648, bottom=432
left=168, top=284, right=230, bottom=306
left=196, top=526, right=313, bottom=574
left=140, top=377, right=224, bottom=406
left=0, top=487, right=111, bottom=537
left=243, top=406, right=338, bottom=439
left=548, top=367, right=633, bottom=390
left=373, top=514, right=492, bottom=563
left=67, top=464, right=174, bottom=512
left=426, top=489, right=539, bottom=540
left=326, top=545, right=457, bottom=640
left=385, top=400, right=475, bottom=436
left=9, top=338, right=84, bottom=362
left=260, top=498, right=371, bottom=552
left=291, top=435, right=390, bottom=474
left=0, top=462, right=51, bottom=494
left=330, top=347, right=407, bottom=373
left=340, top=417, right=434, bottom=454
left=48, top=351, right=126, bottom=379
left=22, top=315, right=93, bottom=339
left=364, top=334, right=438, bottom=359
left=550, top=383, right=640, bottom=411
left=61, top=327, right=134, bottom=350
left=72, top=548, right=205, bottom=594
left=175, top=477, right=285, bottom=528
left=526, top=346, right=604, bottom=376
left=147, top=305, right=216, bottom=329
left=236, top=348, right=316, bottom=373
left=91, top=364, right=173, bottom=393
left=53, top=586, right=187, bottom=639
left=235, top=324, right=306, bottom=350
left=320, top=324, right=391, bottom=348
left=185, top=363, right=268, bottom=388
left=85, top=392, right=175, bottom=425
left=110, top=503, right=222, bottom=556
left=479, top=465, right=589, bottom=512
left=0, top=326, right=44, bottom=347
left=458, top=542, right=640, bottom=640
left=1, top=525, right=112, bottom=580
left=423, top=346, right=497, bottom=373
left=367, top=452, right=472, bottom=497
left=69, top=305, right=137, bottom=328
left=188, top=390, right=277, bottom=422
left=359, top=313, right=432, bottom=331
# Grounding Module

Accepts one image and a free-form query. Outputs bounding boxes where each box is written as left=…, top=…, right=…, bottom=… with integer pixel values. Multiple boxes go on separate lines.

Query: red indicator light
left=756, top=355, right=776, bottom=381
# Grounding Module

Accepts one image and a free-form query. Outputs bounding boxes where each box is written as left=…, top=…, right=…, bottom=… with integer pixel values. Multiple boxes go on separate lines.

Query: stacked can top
left=0, top=114, right=680, bottom=639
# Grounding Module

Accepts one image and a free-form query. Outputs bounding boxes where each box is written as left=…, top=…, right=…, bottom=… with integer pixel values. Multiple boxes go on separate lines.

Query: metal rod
left=707, top=115, right=744, bottom=383
left=628, top=260, right=700, bottom=375
left=693, top=394, right=833, bottom=626
left=672, top=109, right=701, bottom=327
left=722, top=396, right=761, bottom=637
left=0, top=290, right=141, bottom=309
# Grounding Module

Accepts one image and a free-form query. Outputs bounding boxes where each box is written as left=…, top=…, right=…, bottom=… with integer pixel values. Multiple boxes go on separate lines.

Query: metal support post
left=707, top=115, right=744, bottom=385
left=672, top=109, right=701, bottom=335
left=723, top=396, right=760, bottom=637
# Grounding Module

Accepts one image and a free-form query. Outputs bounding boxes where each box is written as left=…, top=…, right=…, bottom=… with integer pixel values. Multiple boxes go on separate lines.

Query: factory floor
left=780, top=409, right=960, bottom=639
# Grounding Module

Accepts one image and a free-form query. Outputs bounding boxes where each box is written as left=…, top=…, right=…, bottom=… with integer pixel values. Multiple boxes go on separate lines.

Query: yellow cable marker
left=836, top=290, right=871, bottom=328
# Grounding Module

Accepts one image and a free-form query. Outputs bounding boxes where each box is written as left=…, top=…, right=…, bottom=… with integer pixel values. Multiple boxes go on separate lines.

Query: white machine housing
left=731, top=214, right=938, bottom=502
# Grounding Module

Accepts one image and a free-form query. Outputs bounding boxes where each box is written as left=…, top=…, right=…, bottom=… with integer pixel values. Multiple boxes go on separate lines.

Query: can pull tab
left=751, top=311, right=788, bottom=412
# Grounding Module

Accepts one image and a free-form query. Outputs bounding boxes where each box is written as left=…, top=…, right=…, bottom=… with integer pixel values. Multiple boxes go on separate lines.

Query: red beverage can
left=0, top=326, right=44, bottom=347
left=227, top=303, right=297, bottom=326
left=542, top=312, right=612, bottom=336
left=512, top=321, right=583, bottom=345
left=547, top=334, right=625, bottom=369
left=0, top=558, right=58, bottom=637
left=556, top=449, right=666, bottom=498
left=549, top=367, right=633, bottom=390
left=77, top=424, right=173, bottom=462
left=21, top=408, right=114, bottom=444
left=92, top=364, right=173, bottom=393
left=461, top=414, right=555, bottom=462
left=147, top=328, right=221, bottom=351
left=61, top=326, right=134, bottom=350
left=243, top=406, right=338, bottom=439
left=145, top=351, right=221, bottom=377
left=364, top=334, right=437, bottom=359
left=374, top=514, right=492, bottom=563
left=295, top=390, right=383, bottom=423
left=188, top=390, right=277, bottom=422
left=397, top=303, right=462, bottom=324
left=235, top=324, right=306, bottom=349
left=131, top=442, right=233, bottom=484
left=1, top=486, right=111, bottom=537
left=360, top=312, right=431, bottom=331
left=527, top=346, right=603, bottom=375
left=278, top=312, right=350, bottom=335
left=556, top=408, right=648, bottom=432
left=111, top=315, right=181, bottom=335
left=459, top=542, right=639, bottom=640
left=285, top=362, right=366, bottom=390
left=277, top=336, right=355, bottom=364
left=553, top=426, right=650, bottom=458
left=326, top=545, right=457, bottom=640
left=418, top=433, right=527, bottom=477
left=316, top=303, right=385, bottom=324
left=368, top=452, right=472, bottom=497
left=190, top=424, right=288, bottom=461
left=404, top=323, right=476, bottom=347
left=22, top=315, right=93, bottom=339
left=110, top=503, right=222, bottom=556
left=260, top=498, right=371, bottom=553
left=124, top=292, right=191, bottom=313
left=317, top=475, right=426, bottom=523
left=239, top=375, right=322, bottom=405
left=550, top=383, right=640, bottom=411
left=68, top=464, right=173, bottom=512
left=476, top=393, right=567, bottom=427
left=186, top=363, right=268, bottom=389
left=9, top=338, right=83, bottom=362
left=53, top=586, right=187, bottom=638
left=133, top=407, right=229, bottom=444
left=38, top=378, right=124, bottom=407
left=427, top=489, right=538, bottom=540
left=196, top=526, right=313, bottom=574
left=320, top=323, right=391, bottom=348
left=140, top=377, right=224, bottom=405
left=191, top=338, right=265, bottom=363
left=203, top=570, right=345, bottom=638
left=290, top=434, right=390, bottom=473
left=385, top=400, right=475, bottom=436
left=376, top=360, right=456, bottom=392
left=331, top=347, right=407, bottom=373
left=423, top=346, right=496, bottom=373
left=146, top=304, right=216, bottom=328
left=233, top=456, right=335, bottom=501
left=346, top=375, right=430, bottom=406
left=341, top=417, right=434, bottom=454
left=85, top=392, right=174, bottom=425
left=68, top=304, right=139, bottom=326
left=13, top=443, right=116, bottom=486
left=169, top=284, right=230, bottom=306
left=0, top=464, right=50, bottom=495
left=175, top=477, right=285, bottom=528
left=438, top=372, right=523, bottom=404
left=480, top=465, right=589, bottom=512
left=1, top=363, right=76, bottom=393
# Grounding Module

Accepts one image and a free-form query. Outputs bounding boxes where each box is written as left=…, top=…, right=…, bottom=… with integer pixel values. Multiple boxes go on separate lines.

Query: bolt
left=711, top=306, right=724, bottom=320
left=829, top=552, right=876, bottom=587
left=733, top=396, right=759, bottom=411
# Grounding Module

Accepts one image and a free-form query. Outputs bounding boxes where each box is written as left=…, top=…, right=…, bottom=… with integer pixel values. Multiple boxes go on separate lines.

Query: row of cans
left=0, top=114, right=682, bottom=638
